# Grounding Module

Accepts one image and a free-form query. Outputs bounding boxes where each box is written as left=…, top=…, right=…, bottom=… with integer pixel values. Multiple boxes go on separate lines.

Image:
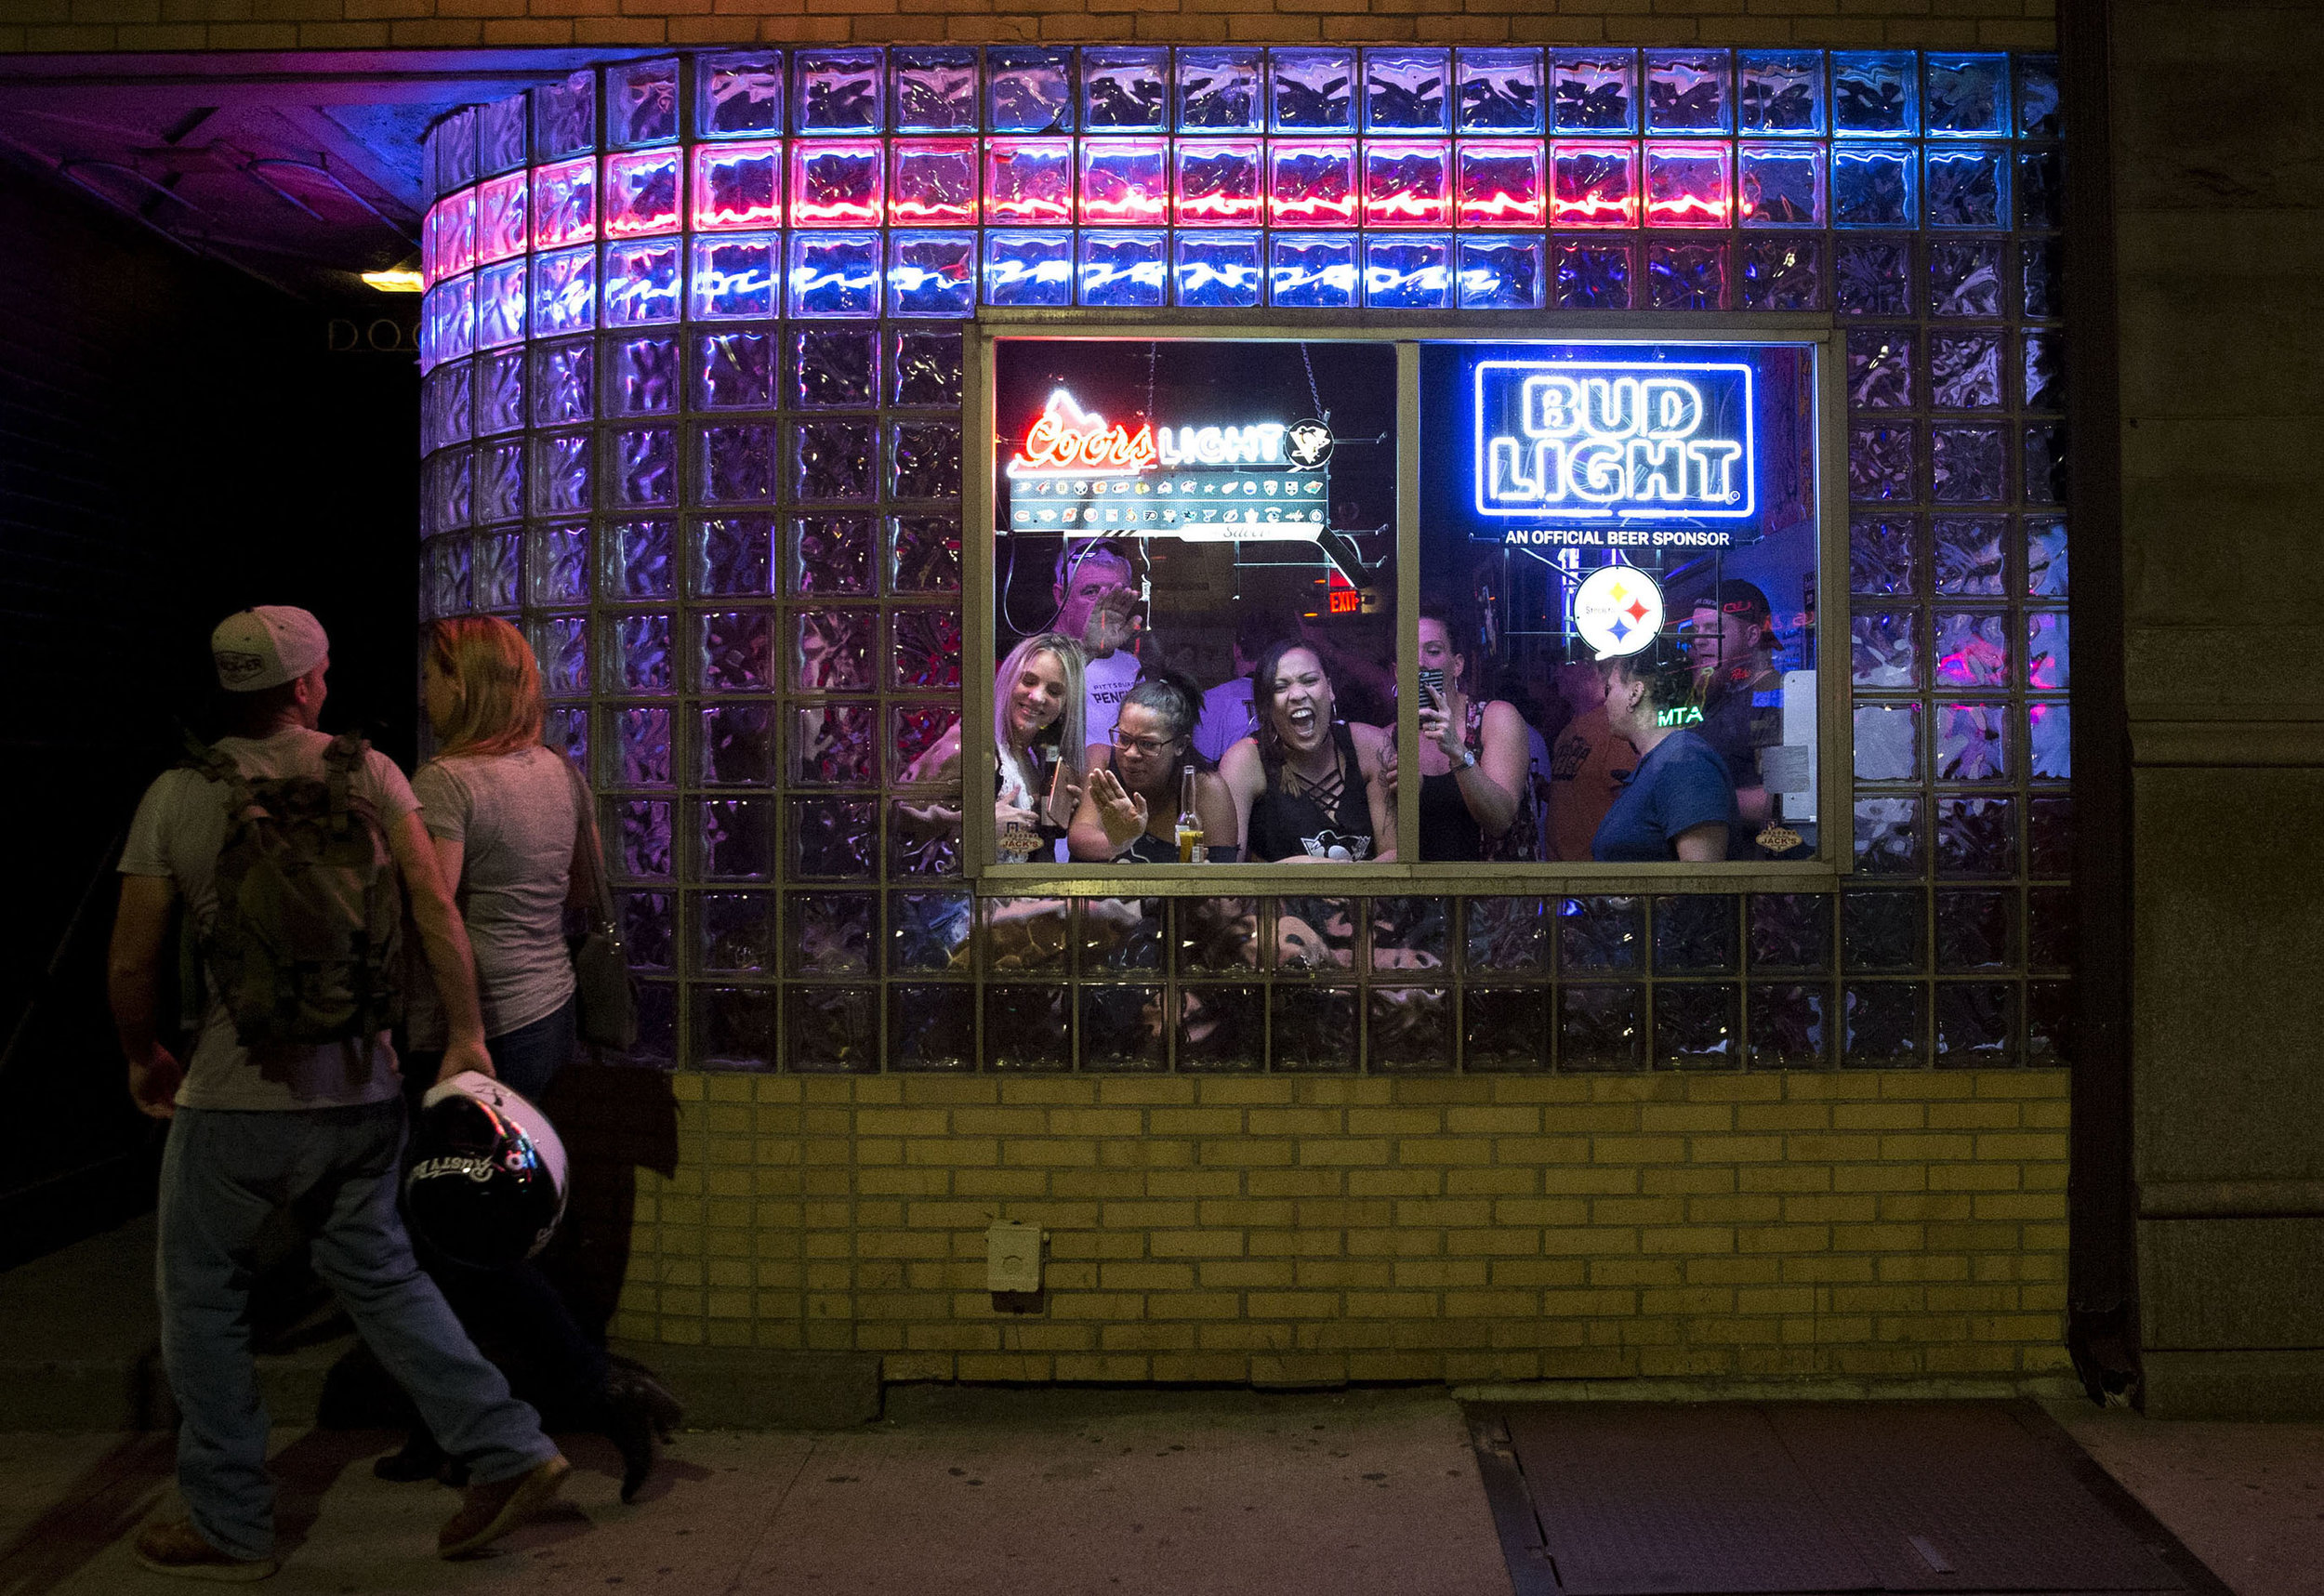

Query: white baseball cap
left=211, top=606, right=329, bottom=692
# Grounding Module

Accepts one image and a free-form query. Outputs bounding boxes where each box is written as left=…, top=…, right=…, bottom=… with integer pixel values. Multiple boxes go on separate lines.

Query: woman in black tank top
left=1218, top=640, right=1395, bottom=863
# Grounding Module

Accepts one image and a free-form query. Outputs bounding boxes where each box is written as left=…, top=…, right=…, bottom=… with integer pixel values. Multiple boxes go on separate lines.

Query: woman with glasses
left=1068, top=671, right=1236, bottom=864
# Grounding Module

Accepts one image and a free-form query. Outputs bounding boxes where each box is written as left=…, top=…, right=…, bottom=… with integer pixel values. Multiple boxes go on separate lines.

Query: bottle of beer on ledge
left=1176, top=765, right=1205, bottom=863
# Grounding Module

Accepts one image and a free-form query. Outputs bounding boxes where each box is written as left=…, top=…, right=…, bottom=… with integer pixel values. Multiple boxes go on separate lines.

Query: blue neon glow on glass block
left=1739, top=142, right=1825, bottom=227
left=2016, top=55, right=2061, bottom=138
left=1739, top=49, right=1823, bottom=135
left=532, top=244, right=598, bottom=334
left=1457, top=238, right=1544, bottom=309
left=1364, top=46, right=1450, bottom=131
left=1456, top=46, right=1543, bottom=133
left=1363, top=235, right=1450, bottom=308
left=888, top=231, right=975, bottom=317
left=689, top=233, right=779, bottom=321
left=1832, top=147, right=1918, bottom=229
left=1268, top=231, right=1358, bottom=309
left=891, top=46, right=979, bottom=134
left=477, top=258, right=527, bottom=348
left=1832, top=51, right=1919, bottom=137
left=1177, top=46, right=1263, bottom=132
left=787, top=231, right=882, bottom=317
left=989, top=46, right=1074, bottom=134
left=983, top=230, right=1073, bottom=307
left=1174, top=231, right=1261, bottom=308
left=1077, top=230, right=1168, bottom=307
left=697, top=52, right=782, bottom=139
left=793, top=47, right=883, bottom=134
left=603, top=240, right=680, bottom=325
left=1271, top=47, right=1356, bottom=132
left=1925, top=146, right=2008, bottom=229
left=1083, top=46, right=1169, bottom=131
left=1924, top=53, right=2009, bottom=137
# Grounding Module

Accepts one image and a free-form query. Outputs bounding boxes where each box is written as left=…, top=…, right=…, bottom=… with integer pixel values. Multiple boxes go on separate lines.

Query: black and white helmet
left=403, top=1071, right=569, bottom=1270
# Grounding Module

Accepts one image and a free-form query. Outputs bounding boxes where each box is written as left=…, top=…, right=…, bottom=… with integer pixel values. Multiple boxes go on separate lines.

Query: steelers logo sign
left=1571, top=566, right=1665, bottom=661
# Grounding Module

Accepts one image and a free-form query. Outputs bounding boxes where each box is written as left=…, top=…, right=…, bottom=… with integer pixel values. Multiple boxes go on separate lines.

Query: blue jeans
left=157, top=1101, right=557, bottom=1561
left=486, top=996, right=577, bottom=1101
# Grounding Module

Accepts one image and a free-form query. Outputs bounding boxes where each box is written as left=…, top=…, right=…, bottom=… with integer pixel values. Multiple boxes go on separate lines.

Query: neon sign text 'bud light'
left=1473, top=361, right=1756, bottom=521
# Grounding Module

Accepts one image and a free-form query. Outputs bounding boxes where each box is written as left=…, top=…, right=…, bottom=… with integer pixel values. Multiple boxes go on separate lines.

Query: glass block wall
left=415, top=46, right=2067, bottom=1075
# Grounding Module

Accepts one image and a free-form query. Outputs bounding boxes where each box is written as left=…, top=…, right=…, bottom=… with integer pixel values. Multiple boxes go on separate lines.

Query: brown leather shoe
left=132, top=1518, right=279, bottom=1582
left=436, top=1453, right=571, bottom=1560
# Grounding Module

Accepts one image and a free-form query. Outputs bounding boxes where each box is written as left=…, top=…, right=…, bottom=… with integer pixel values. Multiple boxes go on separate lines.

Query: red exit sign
left=1328, top=588, right=1362, bottom=615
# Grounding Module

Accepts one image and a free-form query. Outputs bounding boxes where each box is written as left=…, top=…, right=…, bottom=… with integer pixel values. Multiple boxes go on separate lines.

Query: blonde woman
left=904, top=630, right=1089, bottom=863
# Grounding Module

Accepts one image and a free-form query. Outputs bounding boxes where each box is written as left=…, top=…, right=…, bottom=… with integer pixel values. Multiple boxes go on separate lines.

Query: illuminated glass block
left=1084, top=46, right=1167, bottom=130
left=1173, top=231, right=1261, bottom=308
left=888, top=231, right=976, bottom=317
left=1552, top=240, right=1631, bottom=309
left=531, top=430, right=592, bottom=515
left=479, top=94, right=527, bottom=175
left=531, top=155, right=598, bottom=250
left=982, top=230, right=1073, bottom=308
left=1363, top=139, right=1450, bottom=227
left=1077, top=230, right=1167, bottom=307
left=1078, top=138, right=1168, bottom=225
left=1836, top=236, right=1913, bottom=315
left=1457, top=237, right=1545, bottom=309
left=532, top=244, right=598, bottom=334
left=608, top=333, right=679, bottom=414
left=1268, top=139, right=1357, bottom=226
left=692, top=140, right=782, bottom=231
left=1177, top=46, right=1262, bottom=132
left=791, top=139, right=883, bottom=225
left=1173, top=138, right=1261, bottom=225
left=602, top=150, right=680, bottom=239
left=1646, top=241, right=1726, bottom=310
left=788, top=231, right=881, bottom=318
left=699, top=52, right=782, bottom=138
left=608, top=58, right=679, bottom=148
left=1550, top=140, right=1637, bottom=227
left=1925, top=53, right=2009, bottom=137
left=1832, top=147, right=1917, bottom=229
left=990, top=46, right=1074, bottom=134
left=1740, top=49, right=1824, bottom=134
left=1271, top=47, right=1356, bottom=132
left=427, top=189, right=476, bottom=284
left=532, top=71, right=595, bottom=160
left=432, top=107, right=477, bottom=193
left=1456, top=47, right=1543, bottom=133
left=794, top=48, right=883, bottom=134
left=695, top=329, right=776, bottom=410
left=2017, top=54, right=2061, bottom=138
left=1644, top=141, right=1730, bottom=228
left=613, top=426, right=677, bottom=507
left=1645, top=49, right=1730, bottom=133
left=984, top=139, right=1073, bottom=224
left=892, top=46, right=979, bottom=134
left=421, top=276, right=475, bottom=371
left=1363, top=234, right=1450, bottom=308
left=476, top=348, right=523, bottom=434
left=1832, top=51, right=1919, bottom=137
left=603, top=239, right=681, bottom=325
left=891, top=139, right=977, bottom=225
left=1455, top=140, right=1544, bottom=228
left=1364, top=46, right=1450, bottom=131
left=1740, top=237, right=1822, bottom=310
left=1268, top=231, right=1358, bottom=309
left=690, top=232, right=779, bottom=321
left=476, top=258, right=527, bottom=349
left=1925, top=146, right=2008, bottom=229
left=475, top=170, right=527, bottom=265
left=1552, top=48, right=1636, bottom=132
left=1738, top=142, right=1825, bottom=227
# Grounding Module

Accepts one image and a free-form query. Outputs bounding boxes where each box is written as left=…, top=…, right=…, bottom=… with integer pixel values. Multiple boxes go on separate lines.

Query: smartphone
left=1416, top=666, right=1446, bottom=702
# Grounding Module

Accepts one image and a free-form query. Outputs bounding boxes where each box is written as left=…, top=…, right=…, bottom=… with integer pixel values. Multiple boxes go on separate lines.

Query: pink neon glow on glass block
left=1455, top=140, right=1544, bottom=229
left=426, top=189, right=477, bottom=285
left=984, top=138, right=1073, bottom=225
left=692, top=140, right=784, bottom=231
left=790, top=139, right=883, bottom=225
left=602, top=149, right=682, bottom=238
left=1644, top=141, right=1732, bottom=228
left=1268, top=139, right=1357, bottom=227
left=1550, top=140, right=1638, bottom=228
left=890, top=139, right=977, bottom=225
left=1362, top=138, right=1449, bottom=227
left=475, top=171, right=528, bottom=264
left=1172, top=138, right=1261, bottom=225
left=1078, top=138, right=1168, bottom=226
left=531, top=156, right=599, bottom=250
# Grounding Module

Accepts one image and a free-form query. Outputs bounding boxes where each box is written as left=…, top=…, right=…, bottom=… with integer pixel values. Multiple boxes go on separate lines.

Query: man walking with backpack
left=107, top=606, right=570, bottom=1580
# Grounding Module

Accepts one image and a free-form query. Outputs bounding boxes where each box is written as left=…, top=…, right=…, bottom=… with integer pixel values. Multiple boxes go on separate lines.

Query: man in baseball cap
left=1684, top=578, right=1787, bottom=858
left=210, top=604, right=330, bottom=693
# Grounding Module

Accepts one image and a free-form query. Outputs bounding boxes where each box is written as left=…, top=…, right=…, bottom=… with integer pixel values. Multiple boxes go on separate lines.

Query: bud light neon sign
left=1473, top=360, right=1755, bottom=523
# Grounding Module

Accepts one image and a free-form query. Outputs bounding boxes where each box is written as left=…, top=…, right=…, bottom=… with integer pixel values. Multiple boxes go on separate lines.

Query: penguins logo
left=1286, top=419, right=1334, bottom=469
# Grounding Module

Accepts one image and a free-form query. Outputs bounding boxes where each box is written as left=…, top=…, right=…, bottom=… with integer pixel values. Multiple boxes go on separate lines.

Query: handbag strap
left=557, top=748, right=618, bottom=933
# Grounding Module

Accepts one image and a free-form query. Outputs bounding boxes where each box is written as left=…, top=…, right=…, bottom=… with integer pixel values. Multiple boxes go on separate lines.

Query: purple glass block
left=1646, top=242, right=1725, bottom=310
left=1935, top=796, right=2015, bottom=877
left=699, top=894, right=776, bottom=974
left=1553, top=241, right=1633, bottom=310
left=1930, top=332, right=2002, bottom=409
left=615, top=706, right=673, bottom=787
left=795, top=797, right=877, bottom=879
left=528, top=522, right=588, bottom=608
left=888, top=231, right=975, bottom=317
left=617, top=799, right=672, bottom=880
left=791, top=891, right=874, bottom=975
left=698, top=52, right=781, bottom=139
left=531, top=71, right=594, bottom=159
left=1364, top=46, right=1449, bottom=131
left=476, top=441, right=523, bottom=525
left=1177, top=46, right=1261, bottom=132
left=529, top=337, right=592, bottom=428
left=699, top=610, right=774, bottom=692
left=1931, top=425, right=2006, bottom=503
left=1645, top=49, right=1728, bottom=133
left=791, top=140, right=882, bottom=226
left=793, top=608, right=874, bottom=692
left=620, top=892, right=670, bottom=970
left=1853, top=798, right=1921, bottom=876
left=1552, top=47, right=1636, bottom=132
left=612, top=426, right=676, bottom=509
left=479, top=93, right=527, bottom=176
left=607, top=58, right=678, bottom=149
left=1084, top=45, right=1167, bottom=131
left=476, top=349, right=523, bottom=435
left=1853, top=703, right=1920, bottom=783
left=694, top=329, right=775, bottom=411
left=700, top=702, right=774, bottom=785
left=1847, top=424, right=1914, bottom=502
left=2028, top=703, right=2070, bottom=781
left=1559, top=985, right=1642, bottom=1072
left=1925, top=53, right=2009, bottom=137
left=1739, top=49, right=1822, bottom=134
left=891, top=608, right=963, bottom=691
left=1738, top=141, right=1823, bottom=227
left=689, top=233, right=778, bottom=321
left=607, top=613, right=673, bottom=696
left=2027, top=612, right=2070, bottom=690
left=1931, top=239, right=2004, bottom=317
left=2025, top=423, right=2067, bottom=505
left=694, top=515, right=775, bottom=598
left=787, top=231, right=880, bottom=318
left=792, top=419, right=877, bottom=504
left=2018, top=54, right=2062, bottom=138
left=1926, top=146, right=2006, bottom=229
left=602, top=239, right=680, bottom=325
left=789, top=514, right=874, bottom=595
left=794, top=47, right=883, bottom=134
left=426, top=448, right=473, bottom=535
left=435, top=106, right=480, bottom=191
left=1935, top=889, right=2015, bottom=971
left=891, top=515, right=961, bottom=594
left=531, top=431, right=591, bottom=516
left=1739, top=238, right=1821, bottom=310
left=701, top=797, right=775, bottom=880
left=1850, top=516, right=1918, bottom=597
left=1850, top=609, right=1919, bottom=689
left=533, top=615, right=588, bottom=701
left=1935, top=983, right=2014, bottom=1064
left=1078, top=230, right=1168, bottom=307
left=1935, top=702, right=2010, bottom=783
left=889, top=330, right=961, bottom=409
left=794, top=705, right=876, bottom=785
left=784, top=326, right=872, bottom=409
left=422, top=361, right=471, bottom=451
left=2027, top=516, right=2068, bottom=598
left=530, top=156, right=597, bottom=250
left=1363, top=235, right=1451, bottom=309
left=475, top=259, right=526, bottom=350
left=1458, top=238, right=1545, bottom=310
left=531, top=245, right=596, bottom=336
left=1271, top=46, right=1356, bottom=132
left=982, top=230, right=1073, bottom=308
left=1834, top=236, right=1911, bottom=315
left=1846, top=326, right=1913, bottom=409
left=891, top=704, right=958, bottom=778
left=2023, top=331, right=2064, bottom=411
left=892, top=46, right=978, bottom=134
left=891, top=420, right=962, bottom=501
left=1831, top=147, right=1915, bottom=228
left=1269, top=231, right=1358, bottom=309
left=1172, top=231, right=1262, bottom=308
left=1933, top=611, right=2010, bottom=688
left=606, top=519, right=674, bottom=600
left=1454, top=46, right=1541, bottom=133
left=989, top=45, right=1073, bottom=134
left=1934, top=516, right=2006, bottom=594
left=425, top=535, right=470, bottom=619
left=1832, top=51, right=1917, bottom=137
left=697, top=422, right=776, bottom=506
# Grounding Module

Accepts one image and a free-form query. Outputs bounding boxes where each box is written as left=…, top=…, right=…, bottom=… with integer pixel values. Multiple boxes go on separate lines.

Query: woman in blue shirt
left=1591, top=637, right=1736, bottom=864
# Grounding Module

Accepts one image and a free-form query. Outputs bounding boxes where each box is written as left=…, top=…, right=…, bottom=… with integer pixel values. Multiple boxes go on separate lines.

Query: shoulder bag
left=559, top=752, right=639, bottom=1050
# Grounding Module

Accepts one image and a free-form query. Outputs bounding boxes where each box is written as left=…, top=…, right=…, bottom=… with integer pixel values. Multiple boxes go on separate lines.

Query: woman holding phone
left=903, top=630, right=1089, bottom=861
left=1380, top=600, right=1536, bottom=862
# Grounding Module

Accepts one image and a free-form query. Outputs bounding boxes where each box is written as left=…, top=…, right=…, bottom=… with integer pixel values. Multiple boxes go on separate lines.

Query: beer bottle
left=1175, top=765, right=1206, bottom=864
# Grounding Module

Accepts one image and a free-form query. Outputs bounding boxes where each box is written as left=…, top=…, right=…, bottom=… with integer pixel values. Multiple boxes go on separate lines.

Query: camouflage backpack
left=182, top=732, right=404, bottom=1047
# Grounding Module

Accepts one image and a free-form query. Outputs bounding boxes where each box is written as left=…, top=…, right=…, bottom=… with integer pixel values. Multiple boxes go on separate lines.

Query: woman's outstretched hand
left=1087, top=767, right=1149, bottom=851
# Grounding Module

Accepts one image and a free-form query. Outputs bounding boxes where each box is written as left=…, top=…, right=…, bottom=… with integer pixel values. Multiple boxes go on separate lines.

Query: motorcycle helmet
left=403, top=1071, right=569, bottom=1270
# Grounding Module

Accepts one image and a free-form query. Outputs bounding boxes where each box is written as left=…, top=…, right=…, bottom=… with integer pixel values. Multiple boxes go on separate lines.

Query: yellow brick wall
left=609, top=1071, right=2072, bottom=1388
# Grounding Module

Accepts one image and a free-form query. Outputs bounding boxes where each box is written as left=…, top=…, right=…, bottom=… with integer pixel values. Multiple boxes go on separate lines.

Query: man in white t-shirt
left=108, top=606, right=567, bottom=1579
left=1050, top=540, right=1146, bottom=746
left=1192, top=610, right=1289, bottom=765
